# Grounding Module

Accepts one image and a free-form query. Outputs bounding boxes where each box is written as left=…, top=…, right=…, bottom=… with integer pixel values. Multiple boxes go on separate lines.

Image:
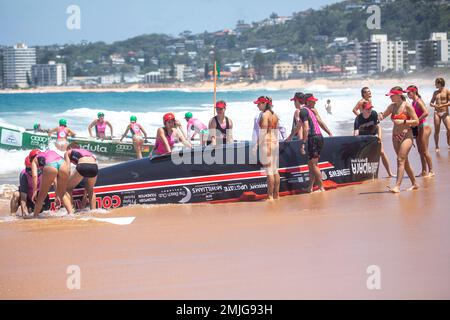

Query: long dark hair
left=407, top=85, right=422, bottom=99
left=261, top=96, right=274, bottom=114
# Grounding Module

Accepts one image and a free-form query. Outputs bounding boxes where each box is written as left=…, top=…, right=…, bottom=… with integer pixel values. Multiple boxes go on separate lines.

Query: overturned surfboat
left=48, top=136, right=381, bottom=210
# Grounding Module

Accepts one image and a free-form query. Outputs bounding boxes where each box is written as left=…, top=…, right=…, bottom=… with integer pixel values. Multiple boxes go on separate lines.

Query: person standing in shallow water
left=430, top=77, right=450, bottom=152
left=353, top=87, right=372, bottom=116
left=325, top=99, right=332, bottom=115
left=379, top=87, right=419, bottom=193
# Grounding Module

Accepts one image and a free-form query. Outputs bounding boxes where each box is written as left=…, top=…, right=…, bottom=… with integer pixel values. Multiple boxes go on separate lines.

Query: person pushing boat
left=88, top=112, right=113, bottom=140
left=65, top=142, right=98, bottom=210
left=152, top=113, right=191, bottom=156
left=30, top=149, right=73, bottom=217
left=185, top=112, right=208, bottom=146
left=47, top=119, right=76, bottom=151
left=120, top=115, right=148, bottom=159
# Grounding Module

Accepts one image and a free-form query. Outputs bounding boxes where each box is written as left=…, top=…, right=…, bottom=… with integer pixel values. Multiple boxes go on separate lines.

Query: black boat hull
left=48, top=136, right=381, bottom=210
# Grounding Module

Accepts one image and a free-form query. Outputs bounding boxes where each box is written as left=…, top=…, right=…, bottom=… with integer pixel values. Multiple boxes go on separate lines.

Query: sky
left=0, top=0, right=338, bottom=46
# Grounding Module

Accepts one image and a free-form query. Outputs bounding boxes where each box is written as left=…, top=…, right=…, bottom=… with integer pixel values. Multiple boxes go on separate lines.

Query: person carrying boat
left=255, top=96, right=280, bottom=200
left=88, top=112, right=113, bottom=140
left=65, top=142, right=98, bottom=210
left=379, top=87, right=420, bottom=193
left=10, top=150, right=49, bottom=216
left=185, top=112, right=208, bottom=146
left=120, top=115, right=148, bottom=159
left=29, top=149, right=73, bottom=217
left=48, top=119, right=76, bottom=151
left=152, top=113, right=192, bottom=156
left=353, top=101, right=395, bottom=178
left=208, top=100, right=233, bottom=145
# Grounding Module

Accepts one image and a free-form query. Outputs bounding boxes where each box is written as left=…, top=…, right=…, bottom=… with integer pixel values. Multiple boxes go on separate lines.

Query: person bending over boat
left=252, top=96, right=286, bottom=143
left=430, top=77, right=450, bottom=152
left=405, top=85, right=434, bottom=177
left=152, top=113, right=192, bottom=156
left=379, top=87, right=419, bottom=193
left=185, top=112, right=208, bottom=146
left=353, top=101, right=395, bottom=178
left=208, top=100, right=234, bottom=145
left=65, top=142, right=98, bottom=210
left=30, top=149, right=73, bottom=217
left=256, top=97, right=280, bottom=200
left=289, top=92, right=306, bottom=140
left=10, top=150, right=48, bottom=217
left=120, top=115, right=148, bottom=159
left=88, top=112, right=113, bottom=140
left=353, top=87, right=372, bottom=116
left=48, top=119, right=76, bottom=151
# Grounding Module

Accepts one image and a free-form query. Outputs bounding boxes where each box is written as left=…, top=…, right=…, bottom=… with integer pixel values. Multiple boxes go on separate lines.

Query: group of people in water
left=10, top=77, right=450, bottom=216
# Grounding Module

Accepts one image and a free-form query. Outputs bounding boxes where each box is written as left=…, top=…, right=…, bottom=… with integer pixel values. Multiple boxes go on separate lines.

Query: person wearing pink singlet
left=88, top=112, right=113, bottom=139
left=120, top=115, right=148, bottom=159
left=152, top=113, right=191, bottom=156
left=48, top=119, right=76, bottom=151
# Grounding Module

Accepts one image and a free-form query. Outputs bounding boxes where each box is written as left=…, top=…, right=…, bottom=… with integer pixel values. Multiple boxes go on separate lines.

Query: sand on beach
left=1, top=74, right=449, bottom=94
left=0, top=132, right=449, bottom=300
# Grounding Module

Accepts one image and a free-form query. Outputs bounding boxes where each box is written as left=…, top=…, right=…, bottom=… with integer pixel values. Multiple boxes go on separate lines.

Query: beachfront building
left=415, top=32, right=449, bottom=68
left=31, top=61, right=67, bottom=86
left=144, top=71, right=161, bottom=84
left=273, top=62, right=308, bottom=80
left=357, top=34, right=409, bottom=74
left=3, top=43, right=36, bottom=88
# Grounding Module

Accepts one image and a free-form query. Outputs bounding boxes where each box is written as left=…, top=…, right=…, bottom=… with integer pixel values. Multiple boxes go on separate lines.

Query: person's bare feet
left=388, top=173, right=397, bottom=178
left=407, top=184, right=420, bottom=191
left=416, top=171, right=427, bottom=178
left=387, top=185, right=400, bottom=193
left=267, top=196, right=274, bottom=202
left=301, top=188, right=313, bottom=193
left=436, top=148, right=440, bottom=153
left=315, top=188, right=325, bottom=193
left=426, top=171, right=436, bottom=178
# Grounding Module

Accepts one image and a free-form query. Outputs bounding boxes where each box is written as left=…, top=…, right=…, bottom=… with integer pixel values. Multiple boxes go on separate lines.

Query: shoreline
left=0, top=75, right=448, bottom=94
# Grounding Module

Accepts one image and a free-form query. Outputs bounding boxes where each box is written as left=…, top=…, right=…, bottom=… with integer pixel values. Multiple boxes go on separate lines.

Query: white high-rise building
left=31, top=61, right=67, bottom=86
left=357, top=34, right=409, bottom=74
left=3, top=43, right=36, bottom=88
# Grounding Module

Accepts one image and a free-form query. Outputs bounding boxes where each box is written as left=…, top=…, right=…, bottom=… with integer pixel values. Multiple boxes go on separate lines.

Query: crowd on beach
left=10, top=77, right=450, bottom=217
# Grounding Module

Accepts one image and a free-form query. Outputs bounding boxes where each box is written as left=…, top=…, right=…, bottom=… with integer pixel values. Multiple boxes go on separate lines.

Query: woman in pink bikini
left=48, top=119, right=76, bottom=151
left=405, top=85, right=434, bottom=178
left=120, top=115, right=148, bottom=159
left=152, top=113, right=192, bottom=156
left=29, top=149, right=73, bottom=217
left=88, top=112, right=113, bottom=140
left=379, top=87, right=420, bottom=193
left=65, top=142, right=99, bottom=210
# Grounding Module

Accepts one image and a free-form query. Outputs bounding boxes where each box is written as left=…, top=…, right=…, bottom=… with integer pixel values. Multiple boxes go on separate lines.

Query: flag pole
left=213, top=60, right=217, bottom=116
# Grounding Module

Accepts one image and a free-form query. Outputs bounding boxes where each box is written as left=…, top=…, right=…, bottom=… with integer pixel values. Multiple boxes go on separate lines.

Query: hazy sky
left=0, top=0, right=338, bottom=45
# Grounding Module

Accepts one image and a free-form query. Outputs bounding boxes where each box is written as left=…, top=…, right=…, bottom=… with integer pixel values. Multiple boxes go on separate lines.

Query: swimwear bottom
left=307, top=135, right=324, bottom=160
left=200, top=129, right=209, bottom=135
left=46, top=159, right=64, bottom=170
left=412, top=126, right=418, bottom=138
left=76, top=163, right=98, bottom=178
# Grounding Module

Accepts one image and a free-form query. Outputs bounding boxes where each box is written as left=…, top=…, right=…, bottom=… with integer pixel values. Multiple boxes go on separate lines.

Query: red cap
left=216, top=101, right=226, bottom=109
left=25, top=149, right=41, bottom=167
left=404, top=87, right=418, bottom=93
left=253, top=97, right=272, bottom=105
left=163, top=112, right=175, bottom=123
left=306, top=95, right=318, bottom=102
left=385, top=89, right=404, bottom=96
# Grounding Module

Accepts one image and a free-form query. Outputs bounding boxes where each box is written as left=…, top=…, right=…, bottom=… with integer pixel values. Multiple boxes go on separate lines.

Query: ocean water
left=0, top=84, right=437, bottom=184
